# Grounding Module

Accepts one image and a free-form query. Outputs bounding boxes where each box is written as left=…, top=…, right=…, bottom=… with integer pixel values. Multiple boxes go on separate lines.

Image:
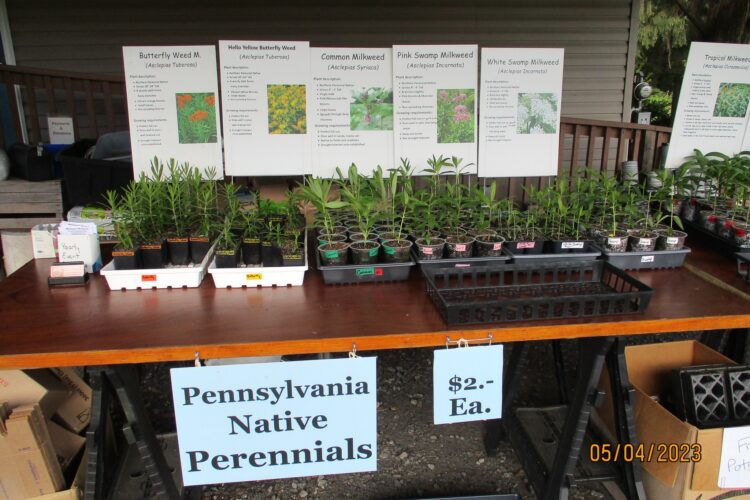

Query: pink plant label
left=493, top=243, right=503, bottom=251
left=641, top=255, right=655, bottom=263
left=562, top=241, right=584, bottom=249
left=423, top=247, right=433, bottom=255
left=455, top=244, right=467, bottom=252
left=517, top=242, right=535, bottom=249
left=455, top=263, right=471, bottom=268
left=667, top=237, right=679, bottom=245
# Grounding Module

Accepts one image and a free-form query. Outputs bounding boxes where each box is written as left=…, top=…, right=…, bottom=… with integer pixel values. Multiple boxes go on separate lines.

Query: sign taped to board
left=170, top=357, right=377, bottom=485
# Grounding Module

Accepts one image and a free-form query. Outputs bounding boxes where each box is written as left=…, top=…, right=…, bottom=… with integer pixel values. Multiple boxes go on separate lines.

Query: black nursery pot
left=505, top=238, right=545, bottom=255
left=167, top=237, right=190, bottom=266
left=215, top=245, right=241, bottom=268
left=546, top=239, right=592, bottom=254
left=189, top=236, right=211, bottom=264
left=282, top=240, right=305, bottom=267
left=242, top=237, right=262, bottom=265
left=261, top=242, right=284, bottom=267
left=140, top=242, right=166, bottom=269
left=112, top=248, right=140, bottom=270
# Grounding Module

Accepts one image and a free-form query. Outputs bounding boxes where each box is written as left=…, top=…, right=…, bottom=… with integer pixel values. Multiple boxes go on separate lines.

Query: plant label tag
left=368, top=247, right=379, bottom=257
left=422, top=247, right=433, bottom=255
left=607, top=238, right=620, bottom=246
left=246, top=273, right=262, bottom=281
left=141, top=274, right=157, bottom=282
left=641, top=255, right=655, bottom=263
left=324, top=250, right=339, bottom=259
left=562, top=241, right=584, bottom=249
left=433, top=345, right=503, bottom=424
left=384, top=246, right=395, bottom=255
left=171, top=357, right=377, bottom=485
left=455, top=244, right=467, bottom=252
left=356, top=268, right=375, bottom=277
left=492, top=243, right=503, bottom=251
left=667, top=237, right=679, bottom=245
left=517, top=241, right=535, bottom=249
left=641, top=238, right=653, bottom=245
left=455, top=263, right=471, bottom=268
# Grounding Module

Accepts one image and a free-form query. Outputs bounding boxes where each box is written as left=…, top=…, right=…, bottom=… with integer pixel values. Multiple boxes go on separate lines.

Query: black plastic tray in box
left=412, top=246, right=511, bottom=271
left=668, top=364, right=750, bottom=429
left=596, top=246, right=691, bottom=270
left=737, top=253, right=750, bottom=283
left=315, top=251, right=415, bottom=285
left=422, top=260, right=653, bottom=325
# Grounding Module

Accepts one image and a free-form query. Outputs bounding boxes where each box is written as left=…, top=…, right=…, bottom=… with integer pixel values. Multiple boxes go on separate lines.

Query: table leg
left=484, top=341, right=529, bottom=456
left=542, top=337, right=613, bottom=500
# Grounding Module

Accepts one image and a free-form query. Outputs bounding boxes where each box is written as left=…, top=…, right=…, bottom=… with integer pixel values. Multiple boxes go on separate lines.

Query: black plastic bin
left=59, top=139, right=133, bottom=207
left=7, top=143, right=55, bottom=181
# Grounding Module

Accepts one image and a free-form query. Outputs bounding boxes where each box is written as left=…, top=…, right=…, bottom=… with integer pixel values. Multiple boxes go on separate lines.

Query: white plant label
left=607, top=238, right=620, bottom=246
left=667, top=237, right=679, bottom=245
left=393, top=45, right=478, bottom=173
left=718, top=425, right=750, bottom=488
left=123, top=46, right=223, bottom=179
left=562, top=241, right=584, bottom=249
left=433, top=345, right=503, bottom=424
left=479, top=48, right=564, bottom=177
left=641, top=255, right=655, bottom=263
left=171, top=357, right=377, bottom=486
left=219, top=41, right=311, bottom=176
left=665, top=42, right=750, bottom=169
left=310, top=48, right=394, bottom=178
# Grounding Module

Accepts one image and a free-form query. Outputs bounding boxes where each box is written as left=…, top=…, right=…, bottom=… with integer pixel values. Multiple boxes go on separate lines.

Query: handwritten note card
left=718, top=425, right=750, bottom=488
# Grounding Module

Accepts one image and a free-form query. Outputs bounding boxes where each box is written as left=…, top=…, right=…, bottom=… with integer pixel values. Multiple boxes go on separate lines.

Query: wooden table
left=0, top=239, right=748, bottom=370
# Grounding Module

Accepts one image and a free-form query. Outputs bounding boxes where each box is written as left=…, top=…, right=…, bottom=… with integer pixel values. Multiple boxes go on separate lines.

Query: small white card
left=718, top=425, right=750, bottom=488
left=433, top=345, right=503, bottom=424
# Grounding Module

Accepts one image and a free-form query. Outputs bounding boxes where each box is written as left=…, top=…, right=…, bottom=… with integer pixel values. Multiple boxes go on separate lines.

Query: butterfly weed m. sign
left=170, top=357, right=377, bottom=486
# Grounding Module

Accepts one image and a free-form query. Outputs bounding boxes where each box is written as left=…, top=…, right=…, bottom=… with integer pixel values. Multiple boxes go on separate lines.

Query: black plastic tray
left=423, top=260, right=652, bottom=325
left=505, top=248, right=601, bottom=263
left=597, top=246, right=691, bottom=270
left=316, top=251, right=415, bottom=285
left=684, top=220, right=750, bottom=255
left=737, top=253, right=750, bottom=283
left=412, top=246, right=512, bottom=271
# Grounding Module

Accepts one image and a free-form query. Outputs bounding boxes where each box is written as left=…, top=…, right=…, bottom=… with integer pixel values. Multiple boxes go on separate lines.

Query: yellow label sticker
left=246, top=273, right=262, bottom=281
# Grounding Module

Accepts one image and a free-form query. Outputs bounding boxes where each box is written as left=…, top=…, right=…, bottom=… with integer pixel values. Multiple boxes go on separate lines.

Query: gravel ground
left=141, top=343, right=616, bottom=500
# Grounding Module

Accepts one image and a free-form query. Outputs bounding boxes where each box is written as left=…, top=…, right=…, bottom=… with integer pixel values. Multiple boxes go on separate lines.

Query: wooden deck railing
left=0, top=64, right=672, bottom=204
left=0, top=64, right=126, bottom=148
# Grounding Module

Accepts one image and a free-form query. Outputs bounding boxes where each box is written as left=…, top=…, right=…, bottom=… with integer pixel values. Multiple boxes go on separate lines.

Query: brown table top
left=0, top=239, right=748, bottom=369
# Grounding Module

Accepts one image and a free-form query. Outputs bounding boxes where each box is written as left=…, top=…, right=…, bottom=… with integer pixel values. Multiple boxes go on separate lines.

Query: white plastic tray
left=100, top=244, right=215, bottom=290
left=207, top=257, right=308, bottom=288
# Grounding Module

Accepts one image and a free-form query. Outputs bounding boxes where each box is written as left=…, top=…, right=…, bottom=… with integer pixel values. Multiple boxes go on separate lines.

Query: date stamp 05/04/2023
left=589, top=443, right=702, bottom=463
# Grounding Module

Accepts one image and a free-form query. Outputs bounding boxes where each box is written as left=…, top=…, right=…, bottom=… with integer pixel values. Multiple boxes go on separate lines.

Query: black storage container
left=59, top=139, right=133, bottom=207
left=7, top=143, right=55, bottom=181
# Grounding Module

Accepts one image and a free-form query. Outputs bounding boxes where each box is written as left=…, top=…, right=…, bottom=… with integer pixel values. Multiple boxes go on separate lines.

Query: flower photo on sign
left=176, top=92, right=218, bottom=144
left=713, top=83, right=750, bottom=118
left=436, top=88, right=475, bottom=143
left=267, top=84, right=307, bottom=134
left=517, top=93, right=559, bottom=134
left=350, top=87, right=393, bottom=131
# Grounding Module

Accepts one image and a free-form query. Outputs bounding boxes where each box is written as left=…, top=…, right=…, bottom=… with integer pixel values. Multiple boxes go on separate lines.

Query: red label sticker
left=517, top=241, right=535, bottom=249
left=375, top=268, right=384, bottom=276
left=141, top=275, right=157, bottom=282
left=423, top=247, right=433, bottom=255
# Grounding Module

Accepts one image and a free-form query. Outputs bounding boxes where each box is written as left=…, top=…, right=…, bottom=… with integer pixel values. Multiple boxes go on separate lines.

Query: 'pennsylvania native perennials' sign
left=170, top=357, right=377, bottom=485
left=122, top=46, right=223, bottom=179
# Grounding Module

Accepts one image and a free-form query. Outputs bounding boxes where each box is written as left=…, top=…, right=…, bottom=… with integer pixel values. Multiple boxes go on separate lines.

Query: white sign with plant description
left=718, top=425, right=750, bottom=488
left=478, top=48, right=564, bottom=178
left=122, top=46, right=223, bottom=179
left=310, top=47, right=394, bottom=178
left=219, top=41, right=311, bottom=176
left=665, top=42, right=750, bottom=169
left=392, top=45, right=478, bottom=174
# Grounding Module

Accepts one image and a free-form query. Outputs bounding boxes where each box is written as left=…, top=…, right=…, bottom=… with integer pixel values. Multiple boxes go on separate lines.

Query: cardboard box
left=31, top=224, right=59, bottom=259
left=46, top=421, right=85, bottom=472
left=27, top=454, right=85, bottom=500
left=598, top=340, right=750, bottom=499
left=48, top=368, right=91, bottom=433
left=0, top=370, right=69, bottom=419
left=0, top=404, right=66, bottom=498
